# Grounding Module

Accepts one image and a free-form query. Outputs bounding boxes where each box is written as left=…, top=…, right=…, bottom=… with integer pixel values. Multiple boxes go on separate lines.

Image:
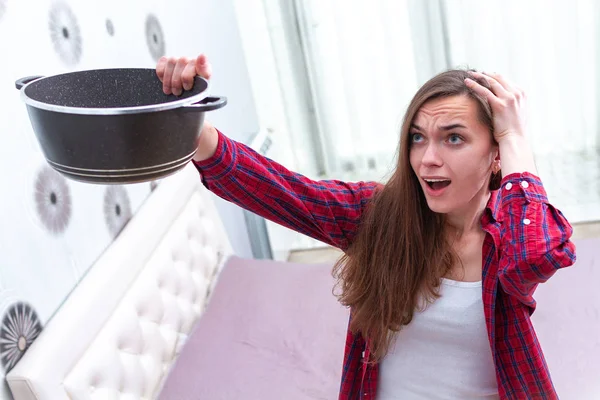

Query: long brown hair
left=332, top=69, right=501, bottom=362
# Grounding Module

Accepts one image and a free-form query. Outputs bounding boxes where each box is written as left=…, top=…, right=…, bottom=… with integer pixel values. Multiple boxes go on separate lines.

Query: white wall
left=0, top=0, right=259, bottom=396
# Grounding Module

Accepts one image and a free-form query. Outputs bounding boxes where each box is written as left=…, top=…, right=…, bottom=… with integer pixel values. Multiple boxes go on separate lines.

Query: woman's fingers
left=195, top=54, right=212, bottom=80
left=156, top=56, right=168, bottom=81
left=483, top=71, right=520, bottom=95
left=182, top=59, right=197, bottom=91
left=465, top=70, right=528, bottom=142
left=170, top=57, right=189, bottom=96
left=471, top=71, right=526, bottom=103
left=161, top=57, right=177, bottom=95
left=464, top=76, right=502, bottom=107
left=156, top=54, right=212, bottom=95
left=513, top=84, right=526, bottom=100
left=468, top=71, right=512, bottom=100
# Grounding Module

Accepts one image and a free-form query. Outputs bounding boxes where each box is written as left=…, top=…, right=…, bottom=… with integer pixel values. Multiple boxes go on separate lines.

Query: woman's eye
left=411, top=133, right=424, bottom=143
left=448, top=134, right=464, bottom=144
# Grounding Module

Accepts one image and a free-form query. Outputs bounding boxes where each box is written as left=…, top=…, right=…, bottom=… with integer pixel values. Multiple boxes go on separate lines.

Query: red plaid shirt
left=193, top=129, right=577, bottom=400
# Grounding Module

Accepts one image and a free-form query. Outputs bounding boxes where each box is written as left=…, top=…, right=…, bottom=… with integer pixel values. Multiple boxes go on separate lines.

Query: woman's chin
left=425, top=198, right=455, bottom=214
left=427, top=206, right=450, bottom=215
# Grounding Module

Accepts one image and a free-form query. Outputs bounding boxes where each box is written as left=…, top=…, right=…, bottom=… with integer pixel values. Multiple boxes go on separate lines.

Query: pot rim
left=19, top=71, right=211, bottom=115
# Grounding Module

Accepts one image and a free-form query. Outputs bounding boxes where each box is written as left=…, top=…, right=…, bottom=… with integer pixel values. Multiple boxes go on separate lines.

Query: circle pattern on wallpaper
left=34, top=165, right=72, bottom=235
left=145, top=14, right=165, bottom=62
left=106, top=19, right=114, bottom=36
left=0, top=302, right=43, bottom=373
left=103, top=186, right=132, bottom=237
left=49, top=1, right=83, bottom=66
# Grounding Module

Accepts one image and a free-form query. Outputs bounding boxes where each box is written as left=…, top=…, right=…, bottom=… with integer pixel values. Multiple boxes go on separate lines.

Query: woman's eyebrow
left=439, top=123, right=467, bottom=131
left=410, top=123, right=467, bottom=131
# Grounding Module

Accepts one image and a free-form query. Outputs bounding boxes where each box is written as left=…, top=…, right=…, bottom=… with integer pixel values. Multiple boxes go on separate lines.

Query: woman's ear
left=492, top=160, right=501, bottom=174
left=492, top=149, right=501, bottom=174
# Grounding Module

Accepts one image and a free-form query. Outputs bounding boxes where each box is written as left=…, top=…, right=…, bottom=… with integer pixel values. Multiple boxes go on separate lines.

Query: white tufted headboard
left=5, top=164, right=233, bottom=400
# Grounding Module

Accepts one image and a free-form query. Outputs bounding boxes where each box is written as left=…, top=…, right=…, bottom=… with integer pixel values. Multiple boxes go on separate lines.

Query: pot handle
left=183, top=96, right=228, bottom=112
left=15, top=76, right=44, bottom=90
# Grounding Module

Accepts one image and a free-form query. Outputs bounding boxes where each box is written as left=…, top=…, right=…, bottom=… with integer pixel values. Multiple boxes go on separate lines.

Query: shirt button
left=505, top=182, right=513, bottom=190
left=520, top=181, right=529, bottom=189
left=523, top=218, right=531, bottom=225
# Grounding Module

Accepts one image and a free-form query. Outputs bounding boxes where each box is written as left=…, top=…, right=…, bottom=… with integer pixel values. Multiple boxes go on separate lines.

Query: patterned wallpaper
left=0, top=0, right=177, bottom=396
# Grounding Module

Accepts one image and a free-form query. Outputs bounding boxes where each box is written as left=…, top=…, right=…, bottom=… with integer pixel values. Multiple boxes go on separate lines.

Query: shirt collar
left=485, top=189, right=502, bottom=223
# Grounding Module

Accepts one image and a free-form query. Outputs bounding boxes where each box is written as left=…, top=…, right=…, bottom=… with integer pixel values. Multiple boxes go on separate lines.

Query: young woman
left=156, top=55, right=576, bottom=400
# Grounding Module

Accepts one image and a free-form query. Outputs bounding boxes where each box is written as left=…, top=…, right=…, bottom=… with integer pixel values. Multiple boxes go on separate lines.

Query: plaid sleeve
left=192, top=129, right=380, bottom=250
left=497, top=172, right=577, bottom=307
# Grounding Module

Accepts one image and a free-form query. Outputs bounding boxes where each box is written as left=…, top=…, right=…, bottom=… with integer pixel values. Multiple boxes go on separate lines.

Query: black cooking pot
left=15, top=68, right=227, bottom=184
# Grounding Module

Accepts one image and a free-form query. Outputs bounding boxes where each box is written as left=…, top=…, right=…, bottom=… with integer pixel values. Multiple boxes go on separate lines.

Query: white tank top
left=376, top=278, right=500, bottom=400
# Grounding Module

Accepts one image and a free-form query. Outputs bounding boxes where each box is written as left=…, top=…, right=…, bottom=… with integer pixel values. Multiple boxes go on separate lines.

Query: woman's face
left=409, top=95, right=499, bottom=216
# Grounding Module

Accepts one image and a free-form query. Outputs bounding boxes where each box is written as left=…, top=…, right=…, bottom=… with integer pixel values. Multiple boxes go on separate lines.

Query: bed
left=4, top=164, right=349, bottom=400
left=4, top=163, right=600, bottom=399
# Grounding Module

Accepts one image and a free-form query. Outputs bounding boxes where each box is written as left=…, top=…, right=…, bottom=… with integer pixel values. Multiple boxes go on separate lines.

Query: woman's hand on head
left=156, top=54, right=212, bottom=96
left=466, top=71, right=538, bottom=176
left=464, top=71, right=527, bottom=143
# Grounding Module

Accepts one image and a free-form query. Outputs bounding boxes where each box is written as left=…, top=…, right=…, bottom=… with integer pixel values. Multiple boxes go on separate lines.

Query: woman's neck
left=445, top=190, right=491, bottom=237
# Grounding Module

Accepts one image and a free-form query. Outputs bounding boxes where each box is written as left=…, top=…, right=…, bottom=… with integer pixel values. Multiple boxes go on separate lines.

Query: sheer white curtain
left=291, top=0, right=599, bottom=178
left=293, top=0, right=421, bottom=178
left=248, top=0, right=600, bottom=253
left=442, top=0, right=599, bottom=155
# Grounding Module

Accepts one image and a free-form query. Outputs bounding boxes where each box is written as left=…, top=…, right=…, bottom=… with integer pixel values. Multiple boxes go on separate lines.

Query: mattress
left=160, top=237, right=600, bottom=400
left=158, top=256, right=349, bottom=400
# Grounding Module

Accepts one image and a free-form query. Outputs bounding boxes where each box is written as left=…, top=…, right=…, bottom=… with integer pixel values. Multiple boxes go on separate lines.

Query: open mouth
left=424, top=178, right=451, bottom=191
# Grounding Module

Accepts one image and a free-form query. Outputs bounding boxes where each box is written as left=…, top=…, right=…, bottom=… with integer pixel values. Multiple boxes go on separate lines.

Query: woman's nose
left=421, top=143, right=443, bottom=166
